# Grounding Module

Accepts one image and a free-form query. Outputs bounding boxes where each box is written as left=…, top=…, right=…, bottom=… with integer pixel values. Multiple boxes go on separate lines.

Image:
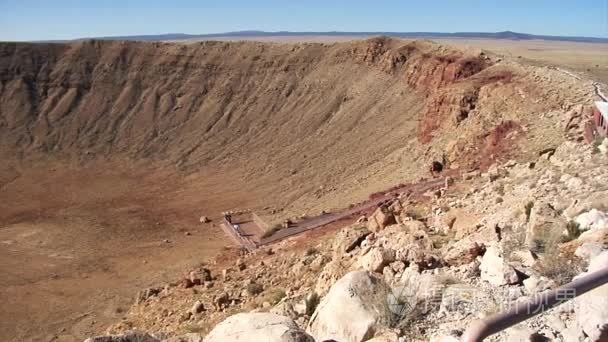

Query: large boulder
left=84, top=332, right=160, bottom=342
left=357, top=247, right=396, bottom=273
left=443, top=239, right=485, bottom=266
left=332, top=225, right=371, bottom=256
left=203, top=312, right=314, bottom=342
left=577, top=227, right=608, bottom=244
left=525, top=202, right=566, bottom=251
left=574, top=251, right=608, bottom=341
left=315, top=259, right=348, bottom=296
left=480, top=246, right=521, bottom=286
left=367, top=206, right=396, bottom=232
left=308, top=271, right=390, bottom=342
left=575, top=242, right=606, bottom=262
left=575, top=209, right=608, bottom=231
left=390, top=268, right=444, bottom=317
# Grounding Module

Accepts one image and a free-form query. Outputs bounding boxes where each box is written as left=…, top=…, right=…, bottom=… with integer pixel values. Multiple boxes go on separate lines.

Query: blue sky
left=0, top=0, right=606, bottom=41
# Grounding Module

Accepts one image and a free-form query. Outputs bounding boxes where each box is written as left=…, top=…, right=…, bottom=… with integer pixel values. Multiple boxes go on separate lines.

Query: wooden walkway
left=259, top=177, right=446, bottom=245
left=219, top=217, right=257, bottom=252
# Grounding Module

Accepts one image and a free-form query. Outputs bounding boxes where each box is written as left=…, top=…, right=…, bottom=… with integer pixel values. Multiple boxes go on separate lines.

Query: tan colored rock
left=367, top=206, right=396, bottom=232
left=462, top=170, right=481, bottom=181
left=485, top=163, right=507, bottom=181
left=526, top=202, right=567, bottom=251
left=204, top=312, right=314, bottom=342
left=509, top=250, right=538, bottom=267
left=332, top=225, right=371, bottom=256
left=189, top=268, right=211, bottom=284
left=315, top=259, right=347, bottom=296
left=443, top=239, right=485, bottom=266
left=575, top=209, right=608, bottom=231
left=308, top=271, right=390, bottom=342
left=480, top=246, right=521, bottom=286
left=523, top=275, right=556, bottom=294
left=357, top=247, right=396, bottom=273
left=575, top=242, right=605, bottom=262
left=577, top=227, right=608, bottom=245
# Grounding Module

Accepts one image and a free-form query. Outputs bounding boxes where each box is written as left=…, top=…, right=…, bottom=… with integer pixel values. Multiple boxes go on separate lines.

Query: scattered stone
left=575, top=209, right=608, bottom=231
left=462, top=170, right=481, bottom=181
left=480, top=246, right=522, bottom=286
left=270, top=301, right=298, bottom=320
left=574, top=242, right=605, bottom=262
left=135, top=287, right=161, bottom=304
left=523, top=275, right=556, bottom=294
left=485, top=164, right=507, bottom=181
left=213, top=292, right=230, bottom=311
left=84, top=332, right=160, bottom=342
left=443, top=240, right=485, bottom=266
left=510, top=250, right=538, bottom=267
left=189, top=300, right=205, bottom=315
left=440, top=284, right=491, bottom=313
left=189, top=268, right=212, bottom=285
left=357, top=247, right=396, bottom=273
left=577, top=227, right=608, bottom=244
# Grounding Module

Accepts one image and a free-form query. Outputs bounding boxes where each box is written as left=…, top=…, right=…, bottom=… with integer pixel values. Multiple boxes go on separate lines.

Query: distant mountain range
left=77, top=30, right=608, bottom=44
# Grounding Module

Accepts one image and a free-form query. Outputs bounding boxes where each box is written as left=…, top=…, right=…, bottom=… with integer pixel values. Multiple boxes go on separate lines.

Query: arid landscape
left=1, top=33, right=607, bottom=342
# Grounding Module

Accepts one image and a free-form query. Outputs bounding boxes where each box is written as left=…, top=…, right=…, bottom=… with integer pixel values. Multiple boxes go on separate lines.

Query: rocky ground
left=86, top=137, right=608, bottom=342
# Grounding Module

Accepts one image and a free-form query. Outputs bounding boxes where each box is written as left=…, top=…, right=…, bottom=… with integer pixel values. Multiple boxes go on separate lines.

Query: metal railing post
left=461, top=266, right=608, bottom=342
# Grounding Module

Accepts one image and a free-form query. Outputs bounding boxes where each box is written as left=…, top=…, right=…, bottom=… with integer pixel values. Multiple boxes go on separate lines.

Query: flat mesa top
left=596, top=101, right=608, bottom=121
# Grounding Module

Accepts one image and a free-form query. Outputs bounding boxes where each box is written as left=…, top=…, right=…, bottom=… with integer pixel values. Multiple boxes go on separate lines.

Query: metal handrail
left=461, top=266, right=608, bottom=342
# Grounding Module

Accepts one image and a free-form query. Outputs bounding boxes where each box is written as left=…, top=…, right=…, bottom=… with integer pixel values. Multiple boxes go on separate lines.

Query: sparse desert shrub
left=564, top=220, right=581, bottom=241
left=245, top=282, right=264, bottom=296
left=262, top=288, right=286, bottom=306
left=535, top=251, right=584, bottom=286
left=591, top=137, right=603, bottom=154
left=404, top=205, right=429, bottom=220
left=305, top=247, right=319, bottom=256
left=247, top=287, right=286, bottom=310
left=500, top=224, right=527, bottom=258
left=524, top=201, right=534, bottom=222
left=182, top=321, right=212, bottom=335
left=305, top=292, right=320, bottom=316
